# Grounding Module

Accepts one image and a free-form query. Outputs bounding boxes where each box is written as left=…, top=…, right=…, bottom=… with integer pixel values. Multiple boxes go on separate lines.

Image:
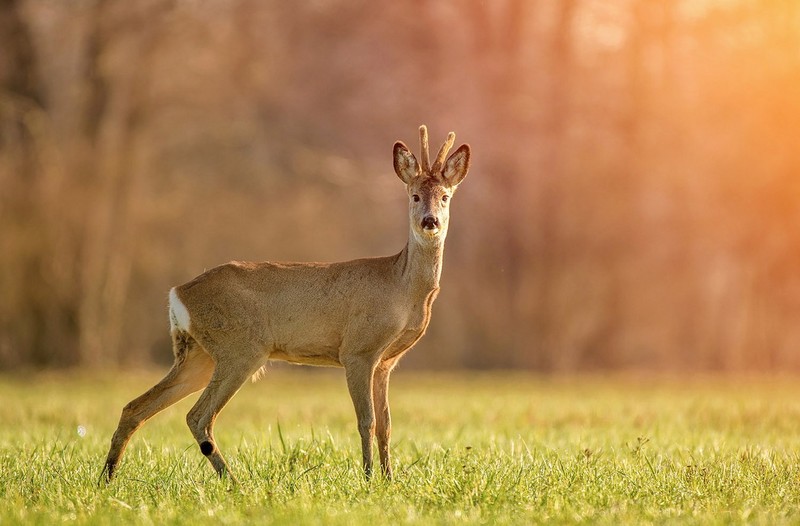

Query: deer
left=100, top=125, right=471, bottom=484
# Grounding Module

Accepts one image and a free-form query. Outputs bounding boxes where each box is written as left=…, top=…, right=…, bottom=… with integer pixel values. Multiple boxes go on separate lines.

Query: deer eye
left=442, top=195, right=449, bottom=203
left=412, top=194, right=420, bottom=202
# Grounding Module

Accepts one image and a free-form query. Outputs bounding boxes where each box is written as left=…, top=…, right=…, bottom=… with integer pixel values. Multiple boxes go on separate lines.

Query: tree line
left=1, top=0, right=798, bottom=370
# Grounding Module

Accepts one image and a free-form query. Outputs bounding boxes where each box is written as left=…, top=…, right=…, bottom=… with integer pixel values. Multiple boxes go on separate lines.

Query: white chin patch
left=169, top=287, right=191, bottom=332
left=414, top=228, right=440, bottom=244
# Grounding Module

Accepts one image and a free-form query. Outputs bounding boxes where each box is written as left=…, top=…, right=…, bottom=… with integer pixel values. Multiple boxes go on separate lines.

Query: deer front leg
left=373, top=358, right=398, bottom=480
left=343, top=356, right=377, bottom=479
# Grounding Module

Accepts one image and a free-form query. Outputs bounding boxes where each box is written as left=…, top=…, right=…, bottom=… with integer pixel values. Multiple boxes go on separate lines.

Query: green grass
left=1, top=370, right=800, bottom=525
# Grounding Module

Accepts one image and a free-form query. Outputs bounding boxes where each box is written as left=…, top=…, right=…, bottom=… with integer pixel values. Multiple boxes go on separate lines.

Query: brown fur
left=101, top=125, right=471, bottom=483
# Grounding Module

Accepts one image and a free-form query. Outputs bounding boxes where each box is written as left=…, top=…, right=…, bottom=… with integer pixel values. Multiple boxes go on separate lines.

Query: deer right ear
left=443, top=144, right=470, bottom=187
left=393, top=141, right=419, bottom=184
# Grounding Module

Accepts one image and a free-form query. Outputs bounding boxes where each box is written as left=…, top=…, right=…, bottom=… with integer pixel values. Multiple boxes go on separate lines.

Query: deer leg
left=102, top=341, right=214, bottom=483
left=343, top=356, right=378, bottom=479
left=185, top=361, right=254, bottom=482
left=373, top=358, right=398, bottom=480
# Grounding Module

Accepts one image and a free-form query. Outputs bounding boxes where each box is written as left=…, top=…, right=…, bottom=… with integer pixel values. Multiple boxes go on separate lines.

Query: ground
left=1, top=369, right=799, bottom=525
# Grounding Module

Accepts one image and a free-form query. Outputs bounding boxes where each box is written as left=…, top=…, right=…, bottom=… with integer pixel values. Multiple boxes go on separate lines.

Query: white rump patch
left=168, top=287, right=191, bottom=332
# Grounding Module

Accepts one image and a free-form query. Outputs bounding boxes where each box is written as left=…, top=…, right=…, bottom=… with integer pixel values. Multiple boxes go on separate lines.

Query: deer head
left=393, top=125, right=471, bottom=245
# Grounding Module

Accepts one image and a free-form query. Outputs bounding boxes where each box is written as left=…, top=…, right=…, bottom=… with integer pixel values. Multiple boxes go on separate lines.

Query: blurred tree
left=75, top=0, right=170, bottom=366
left=0, top=0, right=57, bottom=366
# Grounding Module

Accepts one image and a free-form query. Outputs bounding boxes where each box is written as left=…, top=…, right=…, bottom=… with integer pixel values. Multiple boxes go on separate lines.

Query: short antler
left=432, top=132, right=456, bottom=174
left=419, top=125, right=430, bottom=173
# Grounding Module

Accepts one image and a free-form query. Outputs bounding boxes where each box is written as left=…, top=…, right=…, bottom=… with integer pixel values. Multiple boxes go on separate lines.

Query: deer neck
left=396, top=229, right=445, bottom=292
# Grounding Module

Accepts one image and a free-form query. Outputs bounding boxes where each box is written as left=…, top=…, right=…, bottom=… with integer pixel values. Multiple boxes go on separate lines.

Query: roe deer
left=101, top=125, right=471, bottom=483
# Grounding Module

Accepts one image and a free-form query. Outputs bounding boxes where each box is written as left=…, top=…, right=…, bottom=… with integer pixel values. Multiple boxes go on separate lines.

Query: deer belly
left=269, top=352, right=341, bottom=367
left=268, top=344, right=342, bottom=367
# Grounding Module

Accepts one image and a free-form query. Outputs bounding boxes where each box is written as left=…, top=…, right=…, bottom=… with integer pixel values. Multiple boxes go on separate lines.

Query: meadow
left=1, top=369, right=799, bottom=525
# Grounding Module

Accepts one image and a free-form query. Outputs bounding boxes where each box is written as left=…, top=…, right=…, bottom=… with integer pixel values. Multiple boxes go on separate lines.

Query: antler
left=419, top=125, right=430, bottom=173
left=432, top=132, right=456, bottom=173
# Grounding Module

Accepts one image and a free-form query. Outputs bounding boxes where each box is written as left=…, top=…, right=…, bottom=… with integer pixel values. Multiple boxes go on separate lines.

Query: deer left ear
left=393, top=141, right=419, bottom=185
left=443, top=144, right=470, bottom=187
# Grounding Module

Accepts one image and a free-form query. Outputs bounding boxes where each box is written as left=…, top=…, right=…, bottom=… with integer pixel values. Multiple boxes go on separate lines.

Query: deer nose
left=421, top=216, right=439, bottom=230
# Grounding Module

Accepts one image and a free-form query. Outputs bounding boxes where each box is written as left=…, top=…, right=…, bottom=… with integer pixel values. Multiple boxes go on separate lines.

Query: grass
left=1, top=369, right=800, bottom=524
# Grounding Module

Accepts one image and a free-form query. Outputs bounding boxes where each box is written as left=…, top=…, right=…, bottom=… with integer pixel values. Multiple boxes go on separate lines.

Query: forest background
left=1, top=0, right=798, bottom=372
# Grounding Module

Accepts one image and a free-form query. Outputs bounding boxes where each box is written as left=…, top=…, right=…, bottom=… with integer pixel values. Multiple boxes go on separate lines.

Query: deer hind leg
left=185, top=352, right=261, bottom=482
left=102, top=333, right=214, bottom=482
left=373, top=357, right=399, bottom=480
left=343, top=355, right=378, bottom=479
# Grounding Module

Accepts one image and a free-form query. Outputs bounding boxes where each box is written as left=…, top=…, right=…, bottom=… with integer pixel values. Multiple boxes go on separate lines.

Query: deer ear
left=443, top=144, right=470, bottom=187
left=393, top=141, right=419, bottom=184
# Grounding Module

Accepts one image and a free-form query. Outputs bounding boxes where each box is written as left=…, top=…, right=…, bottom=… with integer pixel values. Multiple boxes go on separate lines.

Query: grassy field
left=1, top=369, right=799, bottom=525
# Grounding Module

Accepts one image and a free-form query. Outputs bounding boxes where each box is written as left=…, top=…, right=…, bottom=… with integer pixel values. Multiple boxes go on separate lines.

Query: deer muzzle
left=421, top=215, right=440, bottom=231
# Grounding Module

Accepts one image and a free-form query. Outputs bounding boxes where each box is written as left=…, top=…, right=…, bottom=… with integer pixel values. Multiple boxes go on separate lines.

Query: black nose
left=421, top=216, right=439, bottom=230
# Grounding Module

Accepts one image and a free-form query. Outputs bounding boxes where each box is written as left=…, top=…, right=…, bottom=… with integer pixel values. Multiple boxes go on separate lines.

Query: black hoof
left=99, top=460, right=115, bottom=486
